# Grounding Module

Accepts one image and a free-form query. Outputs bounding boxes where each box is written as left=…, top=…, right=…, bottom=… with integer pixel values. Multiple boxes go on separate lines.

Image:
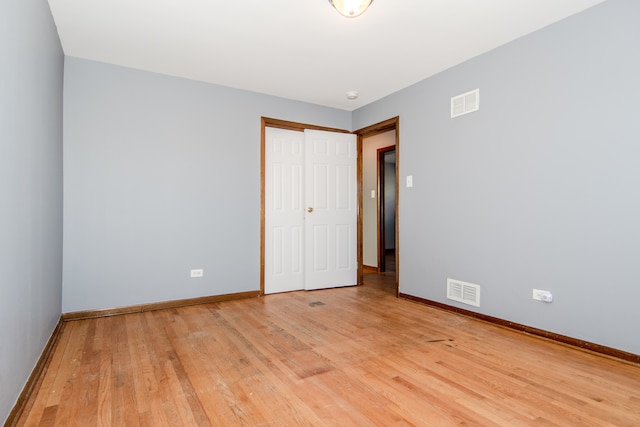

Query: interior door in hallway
left=264, top=128, right=357, bottom=294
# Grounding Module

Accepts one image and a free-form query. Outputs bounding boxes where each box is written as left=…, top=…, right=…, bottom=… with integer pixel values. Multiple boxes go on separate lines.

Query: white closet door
left=264, top=127, right=305, bottom=294
left=264, top=127, right=357, bottom=294
left=303, top=129, right=357, bottom=290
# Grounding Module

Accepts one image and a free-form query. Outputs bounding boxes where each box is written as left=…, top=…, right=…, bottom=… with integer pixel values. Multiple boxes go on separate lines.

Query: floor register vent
left=447, top=278, right=480, bottom=307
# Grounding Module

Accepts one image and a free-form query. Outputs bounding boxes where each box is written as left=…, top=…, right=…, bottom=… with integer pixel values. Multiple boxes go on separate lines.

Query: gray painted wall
left=62, top=57, right=351, bottom=313
left=354, top=0, right=640, bottom=355
left=0, top=0, right=63, bottom=423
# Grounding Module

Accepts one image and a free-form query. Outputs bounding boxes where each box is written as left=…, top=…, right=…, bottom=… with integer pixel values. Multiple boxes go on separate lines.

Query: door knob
left=307, top=207, right=313, bottom=213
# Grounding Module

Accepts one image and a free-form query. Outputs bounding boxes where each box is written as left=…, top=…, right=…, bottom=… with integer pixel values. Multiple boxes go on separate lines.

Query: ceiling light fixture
left=328, top=0, right=373, bottom=18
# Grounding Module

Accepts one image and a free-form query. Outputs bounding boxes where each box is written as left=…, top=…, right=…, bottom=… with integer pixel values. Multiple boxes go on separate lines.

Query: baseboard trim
left=362, top=265, right=378, bottom=272
left=5, top=318, right=65, bottom=427
left=399, top=293, right=640, bottom=365
left=61, top=290, right=261, bottom=321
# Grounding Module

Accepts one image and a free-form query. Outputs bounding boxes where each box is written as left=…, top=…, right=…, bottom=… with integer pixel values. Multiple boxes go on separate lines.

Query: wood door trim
left=262, top=117, right=351, bottom=133
left=355, top=117, right=400, bottom=296
left=354, top=116, right=399, bottom=136
left=260, top=118, right=355, bottom=295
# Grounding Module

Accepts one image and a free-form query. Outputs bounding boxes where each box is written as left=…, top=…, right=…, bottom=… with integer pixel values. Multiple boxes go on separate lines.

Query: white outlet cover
left=532, top=289, right=552, bottom=302
left=190, top=269, right=204, bottom=278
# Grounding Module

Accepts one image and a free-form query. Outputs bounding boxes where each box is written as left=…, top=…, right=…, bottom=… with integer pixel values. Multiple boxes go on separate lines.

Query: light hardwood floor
left=16, top=271, right=640, bottom=426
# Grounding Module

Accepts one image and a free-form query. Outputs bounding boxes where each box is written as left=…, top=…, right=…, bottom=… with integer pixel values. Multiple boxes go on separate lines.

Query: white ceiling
left=47, top=0, right=607, bottom=111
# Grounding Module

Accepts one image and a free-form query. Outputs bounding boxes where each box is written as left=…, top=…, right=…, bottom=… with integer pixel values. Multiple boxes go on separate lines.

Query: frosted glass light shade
left=329, top=0, right=373, bottom=18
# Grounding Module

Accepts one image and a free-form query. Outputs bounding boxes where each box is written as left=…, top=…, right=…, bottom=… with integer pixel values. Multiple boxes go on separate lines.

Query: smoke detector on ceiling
left=346, top=91, right=359, bottom=100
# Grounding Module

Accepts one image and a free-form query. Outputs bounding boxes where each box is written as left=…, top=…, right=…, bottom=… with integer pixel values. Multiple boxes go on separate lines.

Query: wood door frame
left=260, top=117, right=353, bottom=295
left=377, top=145, right=396, bottom=273
left=260, top=116, right=399, bottom=296
left=354, top=117, right=400, bottom=296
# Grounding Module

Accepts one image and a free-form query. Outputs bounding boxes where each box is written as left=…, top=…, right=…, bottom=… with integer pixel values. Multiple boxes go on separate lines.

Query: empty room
left=2, top=0, right=639, bottom=425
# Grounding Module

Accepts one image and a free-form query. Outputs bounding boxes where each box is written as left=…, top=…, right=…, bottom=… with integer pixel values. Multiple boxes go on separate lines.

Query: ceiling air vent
left=451, top=89, right=479, bottom=118
left=447, top=278, right=480, bottom=307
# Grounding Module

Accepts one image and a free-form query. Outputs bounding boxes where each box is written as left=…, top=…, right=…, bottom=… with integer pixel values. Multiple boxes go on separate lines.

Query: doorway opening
left=378, top=146, right=396, bottom=273
left=355, top=117, right=400, bottom=296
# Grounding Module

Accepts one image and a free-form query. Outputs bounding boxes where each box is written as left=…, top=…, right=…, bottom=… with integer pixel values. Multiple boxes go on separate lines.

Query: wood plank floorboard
left=15, top=271, right=640, bottom=426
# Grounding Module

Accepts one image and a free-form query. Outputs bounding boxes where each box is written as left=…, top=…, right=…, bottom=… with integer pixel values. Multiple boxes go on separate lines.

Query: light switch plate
left=406, top=175, right=413, bottom=188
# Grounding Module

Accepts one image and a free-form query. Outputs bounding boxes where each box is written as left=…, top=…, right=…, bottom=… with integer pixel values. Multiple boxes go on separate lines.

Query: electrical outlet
left=532, top=289, right=553, bottom=303
left=190, top=269, right=204, bottom=278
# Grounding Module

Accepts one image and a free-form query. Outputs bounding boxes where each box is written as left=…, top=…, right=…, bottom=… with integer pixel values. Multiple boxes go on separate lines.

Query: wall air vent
left=447, top=278, right=480, bottom=307
left=451, top=89, right=480, bottom=118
